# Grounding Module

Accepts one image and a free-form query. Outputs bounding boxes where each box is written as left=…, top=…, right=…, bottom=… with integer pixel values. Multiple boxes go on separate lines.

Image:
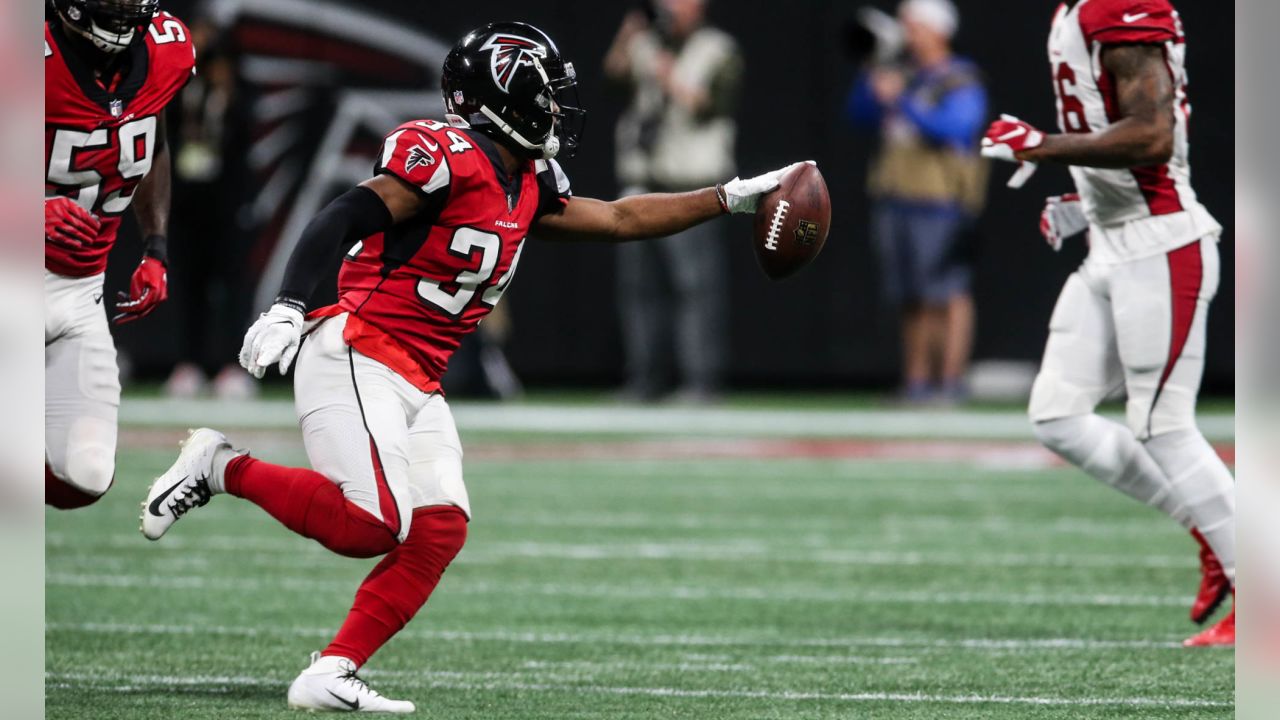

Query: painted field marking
left=44, top=572, right=1193, bottom=608
left=117, top=398, right=1235, bottom=442
left=48, top=621, right=1198, bottom=652
left=45, top=671, right=1230, bottom=709
left=53, top=505, right=1177, bottom=542
left=47, top=532, right=1195, bottom=571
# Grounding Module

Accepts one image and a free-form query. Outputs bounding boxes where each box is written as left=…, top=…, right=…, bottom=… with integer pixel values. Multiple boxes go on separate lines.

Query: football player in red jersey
left=981, top=0, right=1234, bottom=647
left=140, top=21, right=807, bottom=712
left=45, top=0, right=194, bottom=509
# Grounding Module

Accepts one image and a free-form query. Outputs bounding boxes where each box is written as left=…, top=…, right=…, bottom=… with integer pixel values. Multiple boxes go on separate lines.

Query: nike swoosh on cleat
left=147, top=476, right=188, bottom=517
left=327, top=690, right=360, bottom=711
left=1123, top=12, right=1150, bottom=22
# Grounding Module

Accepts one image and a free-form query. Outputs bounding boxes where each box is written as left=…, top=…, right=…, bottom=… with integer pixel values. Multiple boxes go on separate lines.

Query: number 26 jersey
left=1048, top=0, right=1219, bottom=262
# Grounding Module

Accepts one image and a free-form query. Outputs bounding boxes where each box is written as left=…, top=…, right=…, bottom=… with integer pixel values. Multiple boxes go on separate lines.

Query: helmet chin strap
left=477, top=105, right=560, bottom=160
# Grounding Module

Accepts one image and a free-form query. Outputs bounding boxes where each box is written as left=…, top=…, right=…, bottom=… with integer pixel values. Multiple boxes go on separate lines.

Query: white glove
left=1040, top=193, right=1088, bottom=252
left=722, top=161, right=817, bottom=214
left=239, top=303, right=305, bottom=379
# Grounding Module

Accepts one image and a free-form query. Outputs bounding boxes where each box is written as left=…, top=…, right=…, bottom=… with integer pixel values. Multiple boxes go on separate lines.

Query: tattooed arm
left=1020, top=44, right=1175, bottom=169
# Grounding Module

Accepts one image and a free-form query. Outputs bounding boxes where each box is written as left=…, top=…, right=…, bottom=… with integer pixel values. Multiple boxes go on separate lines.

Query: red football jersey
left=44, top=13, right=196, bottom=277
left=319, top=120, right=571, bottom=390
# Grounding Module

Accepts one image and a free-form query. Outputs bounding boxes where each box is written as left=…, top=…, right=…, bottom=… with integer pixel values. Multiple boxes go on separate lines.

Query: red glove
left=45, top=196, right=101, bottom=248
left=113, top=257, right=168, bottom=325
left=981, top=114, right=1045, bottom=189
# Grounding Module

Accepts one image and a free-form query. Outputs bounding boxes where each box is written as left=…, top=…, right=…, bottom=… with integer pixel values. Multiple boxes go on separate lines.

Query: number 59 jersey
left=324, top=120, right=571, bottom=391
left=44, top=14, right=195, bottom=277
left=1048, top=0, right=1220, bottom=262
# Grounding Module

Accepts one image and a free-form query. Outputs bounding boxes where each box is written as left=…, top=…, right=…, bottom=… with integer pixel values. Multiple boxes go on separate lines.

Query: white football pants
left=293, top=313, right=470, bottom=544
left=45, top=271, right=119, bottom=497
left=1030, top=238, right=1234, bottom=579
left=1030, top=238, right=1219, bottom=437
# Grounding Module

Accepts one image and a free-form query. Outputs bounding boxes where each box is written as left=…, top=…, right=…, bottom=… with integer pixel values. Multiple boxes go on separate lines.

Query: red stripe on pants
left=1151, top=241, right=1203, bottom=423
left=367, top=437, right=402, bottom=538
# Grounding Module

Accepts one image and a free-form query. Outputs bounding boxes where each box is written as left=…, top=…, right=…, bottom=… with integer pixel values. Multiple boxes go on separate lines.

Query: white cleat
left=287, top=652, right=415, bottom=713
left=140, top=428, right=230, bottom=541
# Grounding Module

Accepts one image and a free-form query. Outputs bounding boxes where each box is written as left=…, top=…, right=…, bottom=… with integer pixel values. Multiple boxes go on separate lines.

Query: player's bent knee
left=1028, top=372, right=1101, bottom=424
left=405, top=505, right=468, bottom=561
left=64, top=445, right=117, bottom=496
left=1031, top=416, right=1080, bottom=455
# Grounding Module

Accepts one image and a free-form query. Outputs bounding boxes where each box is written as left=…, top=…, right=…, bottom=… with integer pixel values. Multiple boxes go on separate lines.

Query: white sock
left=1033, top=415, right=1190, bottom=526
left=207, top=446, right=245, bottom=495
left=1143, top=429, right=1236, bottom=582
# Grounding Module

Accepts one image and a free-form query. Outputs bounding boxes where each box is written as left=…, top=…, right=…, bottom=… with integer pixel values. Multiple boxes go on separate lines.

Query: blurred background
left=39, top=2, right=1248, bottom=716
left=102, top=0, right=1234, bottom=402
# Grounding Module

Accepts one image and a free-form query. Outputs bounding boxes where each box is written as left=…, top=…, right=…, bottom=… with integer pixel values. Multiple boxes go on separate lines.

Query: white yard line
left=49, top=508, right=1177, bottom=542
left=48, top=621, right=1193, bottom=651
left=48, top=533, right=1194, bottom=570
left=44, top=670, right=1229, bottom=708
left=462, top=541, right=1196, bottom=570
left=118, top=398, right=1235, bottom=442
left=44, top=572, right=1191, bottom=608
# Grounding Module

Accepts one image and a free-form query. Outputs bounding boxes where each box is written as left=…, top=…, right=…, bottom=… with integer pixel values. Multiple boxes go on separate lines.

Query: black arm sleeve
left=275, top=185, right=392, bottom=311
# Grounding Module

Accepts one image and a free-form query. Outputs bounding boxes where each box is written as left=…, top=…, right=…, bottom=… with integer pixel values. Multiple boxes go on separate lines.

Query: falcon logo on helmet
left=442, top=22, right=587, bottom=160
left=481, top=34, right=547, bottom=94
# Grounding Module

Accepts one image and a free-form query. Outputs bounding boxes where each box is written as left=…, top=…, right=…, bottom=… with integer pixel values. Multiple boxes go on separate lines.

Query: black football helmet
left=52, top=0, right=159, bottom=54
left=441, top=22, right=585, bottom=160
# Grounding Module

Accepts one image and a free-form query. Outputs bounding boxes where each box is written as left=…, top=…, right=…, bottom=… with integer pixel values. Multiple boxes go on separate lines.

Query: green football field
left=46, top=398, right=1235, bottom=719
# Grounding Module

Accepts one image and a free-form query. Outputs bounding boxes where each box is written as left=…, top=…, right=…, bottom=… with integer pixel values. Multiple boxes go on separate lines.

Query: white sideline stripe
left=464, top=541, right=1197, bottom=570
left=117, top=398, right=1235, bottom=441
left=44, top=573, right=1191, bottom=608
left=480, top=511, right=1174, bottom=536
left=48, top=621, right=1192, bottom=651
left=46, top=533, right=1196, bottom=570
left=516, top=656, right=918, bottom=670
left=765, top=654, right=918, bottom=666
left=48, top=507, right=1176, bottom=543
left=45, top=671, right=1228, bottom=708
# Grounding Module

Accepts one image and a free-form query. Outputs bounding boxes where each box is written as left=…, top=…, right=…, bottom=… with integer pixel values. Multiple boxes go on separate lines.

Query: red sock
left=323, top=506, right=468, bottom=666
left=45, top=463, right=110, bottom=509
left=225, top=455, right=398, bottom=558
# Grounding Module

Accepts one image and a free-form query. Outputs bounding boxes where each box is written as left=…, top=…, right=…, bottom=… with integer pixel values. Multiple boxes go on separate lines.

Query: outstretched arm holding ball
left=532, top=161, right=815, bottom=243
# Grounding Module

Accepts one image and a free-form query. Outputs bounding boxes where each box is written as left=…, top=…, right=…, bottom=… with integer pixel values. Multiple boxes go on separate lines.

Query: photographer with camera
left=604, top=0, right=742, bottom=404
left=845, top=0, right=988, bottom=405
